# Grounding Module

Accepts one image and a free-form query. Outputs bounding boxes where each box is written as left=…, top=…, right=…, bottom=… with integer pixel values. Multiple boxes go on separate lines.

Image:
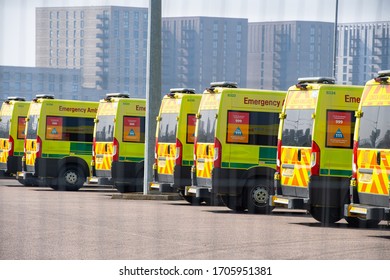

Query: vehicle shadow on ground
left=293, top=221, right=390, bottom=232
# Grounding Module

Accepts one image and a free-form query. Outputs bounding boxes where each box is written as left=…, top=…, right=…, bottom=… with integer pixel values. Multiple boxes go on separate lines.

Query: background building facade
left=335, top=21, right=390, bottom=85
left=162, top=17, right=248, bottom=94
left=0, top=65, right=87, bottom=101
left=247, top=21, right=334, bottom=90
left=36, top=6, right=148, bottom=99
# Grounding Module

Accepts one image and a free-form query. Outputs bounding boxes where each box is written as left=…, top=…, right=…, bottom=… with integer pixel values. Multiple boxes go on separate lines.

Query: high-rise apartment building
left=336, top=21, right=390, bottom=85
left=162, top=17, right=248, bottom=93
left=247, top=21, right=334, bottom=90
left=0, top=66, right=86, bottom=101
left=36, top=6, right=148, bottom=98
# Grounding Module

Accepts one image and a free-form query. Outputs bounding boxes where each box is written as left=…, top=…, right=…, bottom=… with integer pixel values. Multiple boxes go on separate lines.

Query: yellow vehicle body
left=272, top=77, right=363, bottom=224
left=150, top=88, right=201, bottom=195
left=18, top=95, right=98, bottom=191
left=187, top=82, right=286, bottom=212
left=345, top=70, right=390, bottom=226
left=0, top=97, right=30, bottom=175
left=92, top=93, right=146, bottom=193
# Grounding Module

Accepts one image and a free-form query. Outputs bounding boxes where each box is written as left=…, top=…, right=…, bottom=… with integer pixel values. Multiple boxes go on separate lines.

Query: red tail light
left=175, top=138, right=183, bottom=166
left=213, top=137, right=222, bottom=168
left=310, top=140, right=320, bottom=176
left=36, top=136, right=42, bottom=158
left=113, top=137, right=119, bottom=162
left=8, top=135, right=14, bottom=156
left=352, top=140, right=359, bottom=179
left=276, top=139, right=282, bottom=173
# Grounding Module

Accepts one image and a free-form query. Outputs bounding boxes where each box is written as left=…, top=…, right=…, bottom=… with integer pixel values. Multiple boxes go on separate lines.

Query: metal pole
left=333, top=0, right=339, bottom=79
left=144, top=0, right=161, bottom=194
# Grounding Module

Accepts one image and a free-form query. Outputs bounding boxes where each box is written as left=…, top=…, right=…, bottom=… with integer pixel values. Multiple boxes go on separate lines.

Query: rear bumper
left=344, top=203, right=390, bottom=221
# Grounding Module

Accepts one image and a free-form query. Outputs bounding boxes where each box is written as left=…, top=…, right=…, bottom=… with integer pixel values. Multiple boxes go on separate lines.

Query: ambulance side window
left=17, top=116, right=27, bottom=139
left=186, top=114, right=196, bottom=144
left=122, top=116, right=145, bottom=143
left=226, top=110, right=279, bottom=146
left=46, top=116, right=94, bottom=142
left=325, top=110, right=355, bottom=149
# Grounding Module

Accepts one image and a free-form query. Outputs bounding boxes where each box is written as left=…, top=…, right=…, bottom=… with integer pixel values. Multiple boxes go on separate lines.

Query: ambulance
left=345, top=70, right=390, bottom=227
left=18, top=95, right=98, bottom=190
left=271, top=77, right=363, bottom=224
left=186, top=82, right=286, bottom=212
left=0, top=97, right=30, bottom=176
left=150, top=88, right=201, bottom=200
left=92, top=93, right=146, bottom=193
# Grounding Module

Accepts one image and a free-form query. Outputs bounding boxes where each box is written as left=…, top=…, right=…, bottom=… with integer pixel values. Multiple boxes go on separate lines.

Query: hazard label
left=334, top=128, right=344, bottom=139
left=123, top=117, right=140, bottom=142
left=46, top=116, right=63, bottom=140
left=326, top=110, right=353, bottom=148
left=227, top=111, right=249, bottom=143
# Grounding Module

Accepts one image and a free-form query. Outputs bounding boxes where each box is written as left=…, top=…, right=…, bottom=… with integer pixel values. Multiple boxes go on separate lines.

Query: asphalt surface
left=1, top=178, right=390, bottom=260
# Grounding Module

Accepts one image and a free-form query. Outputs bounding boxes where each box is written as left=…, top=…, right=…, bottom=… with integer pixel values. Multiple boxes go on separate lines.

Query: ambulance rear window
left=282, top=109, right=314, bottom=147
left=359, top=106, right=390, bottom=149
left=158, top=113, right=177, bottom=143
left=95, top=115, right=115, bottom=142
left=26, top=115, right=39, bottom=139
left=0, top=115, right=11, bottom=139
left=196, top=109, right=217, bottom=143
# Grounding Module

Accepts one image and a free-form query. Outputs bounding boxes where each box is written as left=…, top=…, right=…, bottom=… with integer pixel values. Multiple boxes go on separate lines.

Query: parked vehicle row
left=1, top=70, right=390, bottom=227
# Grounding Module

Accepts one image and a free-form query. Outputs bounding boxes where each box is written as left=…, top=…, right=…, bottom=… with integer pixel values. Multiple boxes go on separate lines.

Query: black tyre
left=246, top=179, right=274, bottom=214
left=220, top=195, right=245, bottom=212
left=57, top=165, right=85, bottom=191
left=345, top=216, right=380, bottom=228
left=310, top=206, right=341, bottom=224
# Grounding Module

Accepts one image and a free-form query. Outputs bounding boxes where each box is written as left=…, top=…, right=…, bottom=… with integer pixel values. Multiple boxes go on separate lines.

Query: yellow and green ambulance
left=345, top=70, right=390, bottom=227
left=18, top=95, right=98, bottom=190
left=0, top=97, right=30, bottom=176
left=92, top=93, right=146, bottom=193
left=271, top=77, right=363, bottom=224
left=187, top=82, right=286, bottom=212
left=150, top=88, right=201, bottom=200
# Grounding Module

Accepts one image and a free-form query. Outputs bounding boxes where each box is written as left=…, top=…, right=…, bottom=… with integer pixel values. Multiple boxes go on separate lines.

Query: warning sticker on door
left=227, top=111, right=249, bottom=143
left=123, top=117, right=140, bottom=142
left=46, top=117, right=63, bottom=140
left=326, top=110, right=352, bottom=148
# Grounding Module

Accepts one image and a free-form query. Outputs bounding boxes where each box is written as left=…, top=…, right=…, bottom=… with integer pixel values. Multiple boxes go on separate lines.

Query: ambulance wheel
left=220, top=195, right=245, bottom=212
left=310, top=206, right=341, bottom=224
left=345, top=217, right=380, bottom=228
left=57, top=165, right=85, bottom=191
left=246, top=179, right=274, bottom=214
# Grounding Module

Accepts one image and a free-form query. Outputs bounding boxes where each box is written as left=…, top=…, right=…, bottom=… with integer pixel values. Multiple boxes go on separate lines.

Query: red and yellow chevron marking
left=97, top=102, right=117, bottom=116
left=196, top=143, right=214, bottom=179
left=285, top=91, right=317, bottom=109
left=160, top=99, right=181, bottom=114
left=199, top=94, right=220, bottom=110
left=156, top=143, right=175, bottom=175
left=94, top=142, right=113, bottom=171
left=0, top=139, right=9, bottom=164
left=361, top=84, right=390, bottom=106
left=280, top=147, right=310, bottom=187
left=25, top=139, right=37, bottom=166
left=357, top=149, right=390, bottom=195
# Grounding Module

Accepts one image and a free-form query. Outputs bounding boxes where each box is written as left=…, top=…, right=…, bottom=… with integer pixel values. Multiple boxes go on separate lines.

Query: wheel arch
left=57, top=156, right=90, bottom=180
